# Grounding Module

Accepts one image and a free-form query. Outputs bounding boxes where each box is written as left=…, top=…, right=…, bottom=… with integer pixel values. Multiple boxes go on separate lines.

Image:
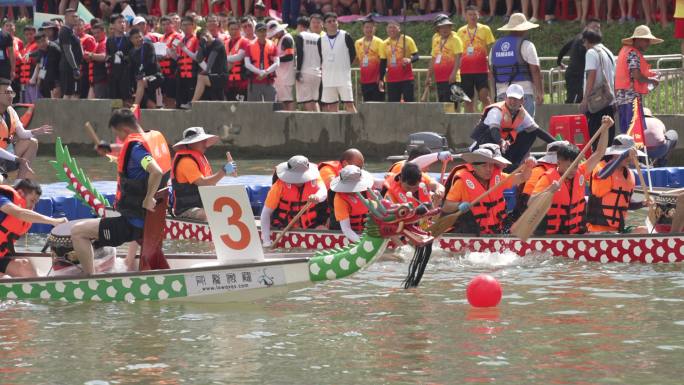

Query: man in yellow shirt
left=425, top=17, right=463, bottom=103
left=354, top=16, right=385, bottom=102
left=381, top=20, right=419, bottom=102
left=171, top=127, right=237, bottom=220
left=456, top=5, right=496, bottom=112
left=675, top=0, right=684, bottom=55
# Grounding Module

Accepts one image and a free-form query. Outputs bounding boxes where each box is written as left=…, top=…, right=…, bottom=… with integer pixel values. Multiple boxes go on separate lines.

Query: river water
left=1, top=156, right=683, bottom=384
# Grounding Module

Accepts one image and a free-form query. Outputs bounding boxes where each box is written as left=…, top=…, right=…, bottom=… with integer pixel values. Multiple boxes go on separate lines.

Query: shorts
left=296, top=73, right=321, bottom=103
left=0, top=256, right=10, bottom=274
left=676, top=18, right=684, bottom=39
left=247, top=82, right=276, bottom=102
left=275, top=81, right=295, bottom=102
left=321, top=84, right=353, bottom=104
left=0, top=158, right=20, bottom=176
left=92, top=82, right=108, bottom=99
left=436, top=81, right=452, bottom=102
left=460, top=73, right=489, bottom=99
left=97, top=216, right=144, bottom=247
left=361, top=83, right=384, bottom=102
left=59, top=68, right=79, bottom=96
left=162, top=76, right=177, bottom=99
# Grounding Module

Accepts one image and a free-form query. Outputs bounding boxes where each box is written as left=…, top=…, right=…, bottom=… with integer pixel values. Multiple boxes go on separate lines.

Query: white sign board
left=199, top=186, right=264, bottom=263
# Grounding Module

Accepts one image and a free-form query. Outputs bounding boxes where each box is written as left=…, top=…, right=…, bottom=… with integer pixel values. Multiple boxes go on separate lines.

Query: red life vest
left=385, top=175, right=431, bottom=206
left=248, top=40, right=275, bottom=80
left=337, top=192, right=368, bottom=233
left=444, top=164, right=507, bottom=234
left=318, top=160, right=342, bottom=188
left=541, top=167, right=587, bottom=234
left=170, top=149, right=212, bottom=216
left=159, top=32, right=181, bottom=77
left=89, top=36, right=107, bottom=84
left=0, top=106, right=18, bottom=150
left=177, top=36, right=198, bottom=79
left=615, top=46, right=654, bottom=95
left=0, top=185, right=31, bottom=258
left=115, top=131, right=171, bottom=217
left=227, top=36, right=245, bottom=82
left=586, top=162, right=635, bottom=232
left=482, top=101, right=526, bottom=143
left=271, top=179, right=327, bottom=229
left=18, top=41, right=37, bottom=85
left=11, top=36, right=22, bottom=81
left=80, top=33, right=97, bottom=81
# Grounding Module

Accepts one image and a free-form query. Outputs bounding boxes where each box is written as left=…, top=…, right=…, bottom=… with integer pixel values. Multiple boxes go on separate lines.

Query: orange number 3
left=213, top=197, right=251, bottom=250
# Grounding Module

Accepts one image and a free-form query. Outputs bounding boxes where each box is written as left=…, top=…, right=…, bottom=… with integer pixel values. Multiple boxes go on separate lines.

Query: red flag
left=627, top=98, right=646, bottom=147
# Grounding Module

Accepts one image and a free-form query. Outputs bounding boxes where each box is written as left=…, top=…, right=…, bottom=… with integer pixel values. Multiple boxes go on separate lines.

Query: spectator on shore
left=245, top=23, right=279, bottom=101
left=295, top=16, right=322, bottom=111
left=172, top=16, right=200, bottom=109
left=77, top=18, right=97, bottom=99
left=643, top=108, right=677, bottom=167
left=106, top=14, right=133, bottom=102
left=457, top=6, right=495, bottom=112
left=675, top=0, right=684, bottom=56
left=226, top=18, right=249, bottom=101
left=269, top=20, right=297, bottom=111
left=614, top=25, right=661, bottom=134
left=491, top=13, right=543, bottom=117
left=58, top=8, right=84, bottom=100
left=34, top=31, right=62, bottom=99
left=241, top=15, right=257, bottom=42
left=86, top=22, right=108, bottom=99
left=426, top=16, right=462, bottom=103
left=3, top=21, right=22, bottom=104
left=17, top=25, right=37, bottom=104
left=318, top=12, right=356, bottom=112
left=130, top=27, right=163, bottom=108
left=0, top=21, right=14, bottom=86
left=158, top=15, right=182, bottom=107
left=557, top=19, right=600, bottom=104
left=580, top=29, right=616, bottom=148
left=191, top=28, right=228, bottom=102
left=354, top=16, right=384, bottom=102
left=382, top=20, right=418, bottom=103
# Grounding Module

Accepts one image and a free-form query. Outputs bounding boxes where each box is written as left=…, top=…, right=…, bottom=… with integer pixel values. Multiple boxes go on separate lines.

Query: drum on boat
left=46, top=220, right=117, bottom=275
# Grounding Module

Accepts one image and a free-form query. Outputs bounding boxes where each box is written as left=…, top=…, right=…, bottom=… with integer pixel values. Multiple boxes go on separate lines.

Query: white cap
left=505, top=84, right=525, bottom=99
left=132, top=16, right=146, bottom=26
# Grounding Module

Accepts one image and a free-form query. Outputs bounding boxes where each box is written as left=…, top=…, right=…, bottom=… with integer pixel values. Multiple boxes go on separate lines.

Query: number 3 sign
left=199, top=186, right=264, bottom=263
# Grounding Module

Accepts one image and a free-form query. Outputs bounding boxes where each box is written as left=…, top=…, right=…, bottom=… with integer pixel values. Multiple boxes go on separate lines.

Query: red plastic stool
left=548, top=114, right=591, bottom=153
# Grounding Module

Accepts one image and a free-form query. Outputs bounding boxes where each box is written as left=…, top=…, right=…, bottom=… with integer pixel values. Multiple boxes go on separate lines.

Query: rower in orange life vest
left=386, top=146, right=453, bottom=186
left=319, top=148, right=365, bottom=189
left=586, top=135, right=650, bottom=233
left=0, top=78, right=54, bottom=180
left=170, top=126, right=237, bottom=221
left=330, top=165, right=375, bottom=242
left=469, top=84, right=554, bottom=169
left=385, top=162, right=445, bottom=207
left=0, top=179, right=67, bottom=278
left=442, top=143, right=534, bottom=234
left=530, top=115, right=612, bottom=235
left=71, top=108, right=172, bottom=275
left=260, top=155, right=328, bottom=248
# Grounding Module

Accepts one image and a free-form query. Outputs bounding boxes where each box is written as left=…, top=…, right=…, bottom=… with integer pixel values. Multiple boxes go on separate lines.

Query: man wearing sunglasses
left=0, top=78, right=53, bottom=180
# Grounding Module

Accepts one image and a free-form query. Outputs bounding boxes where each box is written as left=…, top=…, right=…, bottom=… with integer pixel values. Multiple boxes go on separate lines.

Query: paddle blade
left=139, top=190, right=170, bottom=271
left=511, top=190, right=554, bottom=241
left=428, top=211, right=461, bottom=237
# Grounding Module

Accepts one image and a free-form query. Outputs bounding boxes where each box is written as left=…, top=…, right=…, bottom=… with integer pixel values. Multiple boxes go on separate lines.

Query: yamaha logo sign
left=501, top=41, right=511, bottom=51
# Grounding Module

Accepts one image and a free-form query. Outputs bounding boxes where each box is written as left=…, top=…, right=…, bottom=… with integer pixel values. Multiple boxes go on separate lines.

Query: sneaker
left=179, top=103, right=191, bottom=110
left=483, top=15, right=494, bottom=23
left=545, top=18, right=557, bottom=25
left=503, top=14, right=510, bottom=23
left=618, top=16, right=627, bottom=24
left=529, top=17, right=538, bottom=23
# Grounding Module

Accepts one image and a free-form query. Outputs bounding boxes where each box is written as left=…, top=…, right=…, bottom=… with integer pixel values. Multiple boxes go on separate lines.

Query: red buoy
left=466, top=274, right=502, bottom=308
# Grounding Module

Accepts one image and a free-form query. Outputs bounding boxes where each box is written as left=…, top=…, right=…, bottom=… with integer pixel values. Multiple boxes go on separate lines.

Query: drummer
left=71, top=109, right=171, bottom=275
left=170, top=127, right=237, bottom=220
left=586, top=135, right=645, bottom=233
left=260, top=155, right=328, bottom=247
left=330, top=165, right=375, bottom=242
left=0, top=179, right=67, bottom=278
left=442, top=144, right=534, bottom=234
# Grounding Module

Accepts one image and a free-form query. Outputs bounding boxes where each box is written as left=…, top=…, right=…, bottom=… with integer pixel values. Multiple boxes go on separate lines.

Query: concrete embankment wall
left=29, top=99, right=684, bottom=161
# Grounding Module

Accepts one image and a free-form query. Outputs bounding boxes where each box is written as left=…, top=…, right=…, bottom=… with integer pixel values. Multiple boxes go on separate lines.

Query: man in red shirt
left=86, top=22, right=108, bottom=99
left=77, top=18, right=97, bottom=99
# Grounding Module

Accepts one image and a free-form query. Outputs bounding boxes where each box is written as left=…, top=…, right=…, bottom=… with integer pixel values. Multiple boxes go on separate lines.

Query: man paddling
left=260, top=155, right=328, bottom=248
left=0, top=179, right=67, bottom=278
left=530, top=116, right=612, bottom=235
left=330, top=165, right=374, bottom=243
left=71, top=108, right=171, bottom=274
left=385, top=163, right=444, bottom=207
left=318, top=148, right=365, bottom=189
left=171, top=126, right=237, bottom=220
left=442, top=143, right=534, bottom=234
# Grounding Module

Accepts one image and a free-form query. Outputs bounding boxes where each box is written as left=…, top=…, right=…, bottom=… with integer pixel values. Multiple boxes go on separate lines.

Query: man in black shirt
left=0, top=27, right=14, bottom=83
left=106, top=14, right=133, bottom=101
left=58, top=8, right=84, bottom=99
left=33, top=32, right=62, bottom=99
left=556, top=19, right=600, bottom=104
left=130, top=28, right=163, bottom=109
left=191, top=29, right=228, bottom=102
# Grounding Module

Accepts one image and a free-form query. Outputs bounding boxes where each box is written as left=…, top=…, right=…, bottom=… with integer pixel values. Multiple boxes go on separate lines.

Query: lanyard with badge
left=435, top=36, right=448, bottom=64
left=466, top=26, right=477, bottom=55
left=114, top=36, right=124, bottom=64
left=39, top=54, right=47, bottom=79
left=362, top=38, right=371, bottom=67
left=327, top=34, right=337, bottom=62
left=390, top=38, right=400, bottom=67
left=139, top=44, right=145, bottom=73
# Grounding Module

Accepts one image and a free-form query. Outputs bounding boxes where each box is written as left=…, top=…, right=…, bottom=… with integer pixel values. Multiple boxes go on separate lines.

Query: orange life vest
left=586, top=162, right=635, bottom=232
left=444, top=164, right=507, bottom=234
left=170, top=149, right=212, bottom=216
left=271, top=179, right=327, bottom=229
left=18, top=41, right=37, bottom=85
left=337, top=191, right=368, bottom=232
left=15, top=103, right=33, bottom=127
left=615, top=46, right=654, bottom=95
left=159, top=32, right=181, bottom=77
left=0, top=185, right=31, bottom=258
left=11, top=37, right=22, bottom=81
left=227, top=35, right=245, bottom=82
left=540, top=167, right=587, bottom=234
left=385, top=175, right=431, bottom=206
left=318, top=160, right=342, bottom=188
left=0, top=107, right=18, bottom=150
left=177, top=36, right=198, bottom=79
left=482, top=101, right=526, bottom=143
left=248, top=40, right=275, bottom=79
left=115, top=131, right=171, bottom=217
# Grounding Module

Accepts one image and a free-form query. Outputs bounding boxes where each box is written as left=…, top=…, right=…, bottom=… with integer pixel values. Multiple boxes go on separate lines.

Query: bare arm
left=0, top=203, right=65, bottom=226
left=142, top=159, right=163, bottom=211
left=583, top=69, right=597, bottom=101
left=584, top=116, right=612, bottom=173
left=530, top=64, right=543, bottom=101
left=449, top=53, right=462, bottom=84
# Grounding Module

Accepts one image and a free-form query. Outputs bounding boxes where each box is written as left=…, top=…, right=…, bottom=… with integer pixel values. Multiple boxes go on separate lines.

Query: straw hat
left=538, top=140, right=569, bottom=164
left=266, top=20, right=288, bottom=38
left=330, top=165, right=374, bottom=193
left=461, top=143, right=511, bottom=168
left=275, top=155, right=320, bottom=184
left=173, top=126, right=219, bottom=149
left=497, top=13, right=539, bottom=32
left=605, top=135, right=646, bottom=157
left=622, top=25, right=663, bottom=45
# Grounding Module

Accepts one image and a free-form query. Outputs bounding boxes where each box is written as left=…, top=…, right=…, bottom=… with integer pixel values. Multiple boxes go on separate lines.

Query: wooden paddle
left=429, top=163, right=525, bottom=237
left=420, top=84, right=431, bottom=102
left=270, top=201, right=313, bottom=249
left=511, top=122, right=609, bottom=241
left=84, top=121, right=100, bottom=145
left=632, top=151, right=658, bottom=229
